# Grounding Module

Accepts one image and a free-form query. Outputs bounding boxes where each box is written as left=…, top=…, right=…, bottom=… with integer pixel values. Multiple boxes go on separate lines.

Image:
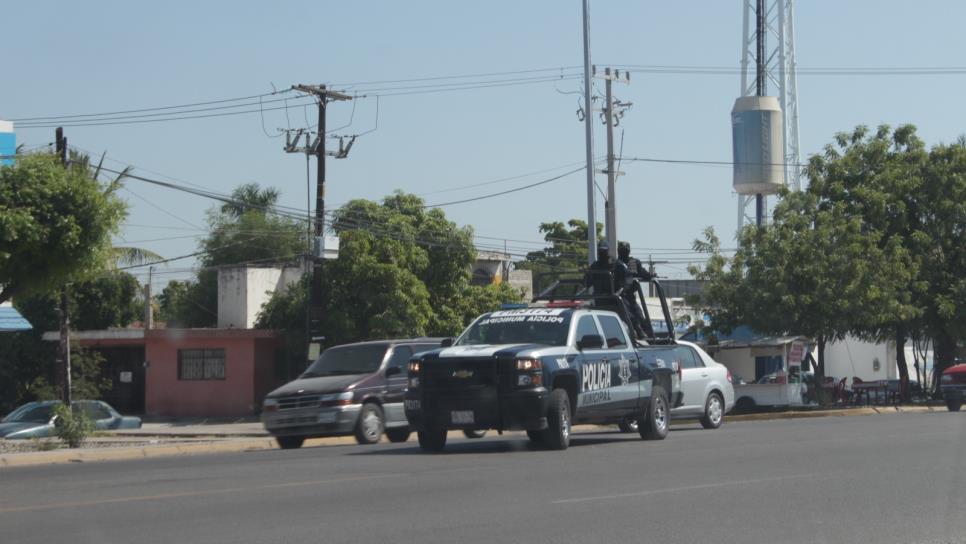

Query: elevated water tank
left=731, top=96, right=784, bottom=195
left=0, top=120, right=14, bottom=167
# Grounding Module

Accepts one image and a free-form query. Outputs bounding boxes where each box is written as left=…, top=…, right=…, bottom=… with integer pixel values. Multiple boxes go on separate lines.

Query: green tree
left=689, top=187, right=913, bottom=382
left=0, top=153, right=127, bottom=304
left=515, top=219, right=603, bottom=293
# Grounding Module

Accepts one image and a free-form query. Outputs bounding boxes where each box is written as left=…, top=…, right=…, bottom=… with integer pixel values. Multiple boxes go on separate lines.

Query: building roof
left=679, top=325, right=810, bottom=349
left=0, top=303, right=32, bottom=332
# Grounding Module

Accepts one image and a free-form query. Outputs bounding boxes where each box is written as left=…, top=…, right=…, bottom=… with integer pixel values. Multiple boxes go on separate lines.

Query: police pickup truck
left=405, top=295, right=680, bottom=452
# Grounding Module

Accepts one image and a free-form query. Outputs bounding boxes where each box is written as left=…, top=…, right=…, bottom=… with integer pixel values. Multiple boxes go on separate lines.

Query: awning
left=680, top=325, right=809, bottom=349
left=0, top=303, right=32, bottom=332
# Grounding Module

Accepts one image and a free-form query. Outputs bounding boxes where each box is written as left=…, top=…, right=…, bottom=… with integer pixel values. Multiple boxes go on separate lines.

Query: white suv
left=668, top=340, right=735, bottom=428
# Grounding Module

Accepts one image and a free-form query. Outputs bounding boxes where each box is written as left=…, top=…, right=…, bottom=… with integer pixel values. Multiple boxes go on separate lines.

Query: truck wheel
left=276, top=436, right=305, bottom=450
left=385, top=427, right=411, bottom=443
left=640, top=386, right=670, bottom=440
left=542, top=389, right=572, bottom=450
left=417, top=427, right=448, bottom=452
left=618, top=417, right=639, bottom=433
left=526, top=430, right=545, bottom=443
left=945, top=391, right=962, bottom=412
left=463, top=430, right=487, bottom=439
left=735, top=396, right=757, bottom=413
left=699, top=392, right=725, bottom=429
left=354, top=403, right=384, bottom=445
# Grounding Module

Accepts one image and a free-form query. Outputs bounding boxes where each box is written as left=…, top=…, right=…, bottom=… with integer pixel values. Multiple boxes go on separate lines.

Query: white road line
left=552, top=473, right=821, bottom=504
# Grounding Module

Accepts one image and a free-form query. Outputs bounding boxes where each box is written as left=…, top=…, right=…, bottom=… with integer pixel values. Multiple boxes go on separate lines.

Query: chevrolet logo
left=452, top=369, right=474, bottom=379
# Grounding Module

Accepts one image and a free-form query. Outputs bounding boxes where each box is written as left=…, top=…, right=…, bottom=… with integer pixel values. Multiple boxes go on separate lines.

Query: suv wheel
left=276, top=436, right=305, bottom=450
left=385, top=427, right=411, bottom=443
left=417, top=427, right=447, bottom=452
left=463, top=430, right=487, bottom=439
left=542, top=389, right=571, bottom=450
left=354, top=403, right=384, bottom=445
left=640, top=386, right=669, bottom=440
left=699, top=392, right=725, bottom=429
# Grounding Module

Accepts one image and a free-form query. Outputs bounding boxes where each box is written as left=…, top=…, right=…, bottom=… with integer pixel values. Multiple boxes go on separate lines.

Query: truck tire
left=526, top=430, right=545, bottom=443
left=463, top=430, right=487, bottom=439
left=276, top=436, right=305, bottom=450
left=945, top=391, right=963, bottom=412
left=618, top=417, right=639, bottom=433
left=639, top=386, right=670, bottom=440
left=417, top=427, right=448, bottom=452
left=542, top=389, right=572, bottom=450
left=385, top=427, right=411, bottom=443
left=699, top=392, right=725, bottom=429
left=354, top=403, right=384, bottom=445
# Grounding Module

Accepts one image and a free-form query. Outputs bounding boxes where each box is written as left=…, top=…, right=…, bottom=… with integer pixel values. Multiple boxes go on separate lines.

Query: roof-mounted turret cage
left=532, top=271, right=677, bottom=345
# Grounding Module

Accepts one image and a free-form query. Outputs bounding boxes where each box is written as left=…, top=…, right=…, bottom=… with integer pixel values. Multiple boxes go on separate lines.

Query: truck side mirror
left=441, top=338, right=455, bottom=347
left=385, top=366, right=402, bottom=377
left=577, top=334, right=603, bottom=350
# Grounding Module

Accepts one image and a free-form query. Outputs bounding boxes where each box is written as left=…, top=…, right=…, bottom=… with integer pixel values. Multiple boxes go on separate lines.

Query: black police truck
left=404, top=273, right=681, bottom=452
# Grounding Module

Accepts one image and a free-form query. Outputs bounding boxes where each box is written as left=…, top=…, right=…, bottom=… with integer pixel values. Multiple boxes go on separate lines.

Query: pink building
left=45, top=328, right=284, bottom=418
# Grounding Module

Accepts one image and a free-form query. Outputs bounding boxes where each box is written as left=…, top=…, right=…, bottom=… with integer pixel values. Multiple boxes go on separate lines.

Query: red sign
left=789, top=342, right=804, bottom=365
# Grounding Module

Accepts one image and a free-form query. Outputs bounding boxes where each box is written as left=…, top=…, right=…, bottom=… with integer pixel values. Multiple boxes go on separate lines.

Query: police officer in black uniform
left=618, top=242, right=651, bottom=339
left=586, top=241, right=627, bottom=295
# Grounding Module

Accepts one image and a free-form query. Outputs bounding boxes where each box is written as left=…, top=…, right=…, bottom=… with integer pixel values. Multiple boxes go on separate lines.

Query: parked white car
left=669, top=340, right=735, bottom=428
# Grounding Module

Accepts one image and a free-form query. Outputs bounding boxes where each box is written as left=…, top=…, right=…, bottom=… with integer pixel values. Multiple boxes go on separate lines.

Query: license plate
left=317, top=411, right=337, bottom=423
left=451, top=410, right=474, bottom=424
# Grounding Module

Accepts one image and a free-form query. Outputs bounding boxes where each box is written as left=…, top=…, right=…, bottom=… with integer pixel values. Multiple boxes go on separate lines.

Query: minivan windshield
left=456, top=310, right=571, bottom=347
left=300, top=344, right=389, bottom=377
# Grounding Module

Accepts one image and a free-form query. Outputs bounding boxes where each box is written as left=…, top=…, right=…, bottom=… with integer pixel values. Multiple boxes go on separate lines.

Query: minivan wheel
left=700, top=392, right=725, bottom=429
left=354, top=403, right=384, bottom=445
left=276, top=436, right=305, bottom=450
left=418, top=427, right=447, bottom=452
left=463, top=430, right=487, bottom=439
left=385, top=427, right=411, bottom=443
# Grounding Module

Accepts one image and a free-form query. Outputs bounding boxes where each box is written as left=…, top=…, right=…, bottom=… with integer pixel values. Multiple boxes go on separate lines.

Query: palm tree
left=221, top=183, right=280, bottom=217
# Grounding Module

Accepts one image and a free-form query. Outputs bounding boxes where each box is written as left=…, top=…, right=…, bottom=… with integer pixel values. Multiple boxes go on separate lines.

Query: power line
left=425, top=167, right=585, bottom=208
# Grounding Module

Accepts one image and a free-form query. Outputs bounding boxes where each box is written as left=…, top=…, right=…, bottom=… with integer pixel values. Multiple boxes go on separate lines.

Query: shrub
left=52, top=403, right=94, bottom=448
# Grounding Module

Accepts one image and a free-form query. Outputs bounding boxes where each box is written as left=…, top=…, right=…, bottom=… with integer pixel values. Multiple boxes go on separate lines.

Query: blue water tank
left=0, top=120, right=14, bottom=166
left=731, top=96, right=784, bottom=195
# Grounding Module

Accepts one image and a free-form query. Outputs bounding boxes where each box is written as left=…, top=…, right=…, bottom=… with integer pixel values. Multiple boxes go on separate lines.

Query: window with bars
left=178, top=349, right=226, bottom=380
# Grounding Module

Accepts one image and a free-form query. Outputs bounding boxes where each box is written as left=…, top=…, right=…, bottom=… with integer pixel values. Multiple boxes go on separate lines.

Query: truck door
left=574, top=314, right=609, bottom=418
left=596, top=314, right=641, bottom=417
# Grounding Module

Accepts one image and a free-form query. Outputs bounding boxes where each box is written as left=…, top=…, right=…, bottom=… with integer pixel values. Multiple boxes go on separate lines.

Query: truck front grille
left=422, top=358, right=499, bottom=389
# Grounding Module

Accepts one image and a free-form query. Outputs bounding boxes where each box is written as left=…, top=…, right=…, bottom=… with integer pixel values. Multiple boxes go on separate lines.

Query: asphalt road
left=2, top=412, right=966, bottom=544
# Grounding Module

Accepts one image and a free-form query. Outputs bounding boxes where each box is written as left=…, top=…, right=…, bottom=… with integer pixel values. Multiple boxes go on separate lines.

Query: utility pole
left=284, top=85, right=354, bottom=363
left=597, top=67, right=631, bottom=260
left=55, top=127, right=71, bottom=405
left=581, top=0, right=597, bottom=265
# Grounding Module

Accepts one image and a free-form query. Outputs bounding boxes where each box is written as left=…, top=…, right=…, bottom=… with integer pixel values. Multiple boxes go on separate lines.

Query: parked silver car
left=669, top=340, right=735, bottom=428
left=0, top=400, right=142, bottom=439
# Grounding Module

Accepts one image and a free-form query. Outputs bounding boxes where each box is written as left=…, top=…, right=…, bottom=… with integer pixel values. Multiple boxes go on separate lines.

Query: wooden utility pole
left=284, top=85, right=354, bottom=362
left=55, top=127, right=72, bottom=405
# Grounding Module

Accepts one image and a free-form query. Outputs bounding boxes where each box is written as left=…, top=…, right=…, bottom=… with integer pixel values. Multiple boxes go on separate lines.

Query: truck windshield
left=455, top=310, right=571, bottom=347
left=301, top=344, right=388, bottom=377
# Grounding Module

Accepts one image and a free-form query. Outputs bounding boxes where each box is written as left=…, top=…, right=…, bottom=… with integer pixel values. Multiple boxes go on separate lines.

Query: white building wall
left=218, top=266, right=306, bottom=329
left=823, top=335, right=897, bottom=381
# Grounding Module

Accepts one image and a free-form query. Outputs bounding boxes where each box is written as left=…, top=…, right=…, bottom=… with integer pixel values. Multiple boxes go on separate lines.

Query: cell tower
left=733, top=0, right=801, bottom=230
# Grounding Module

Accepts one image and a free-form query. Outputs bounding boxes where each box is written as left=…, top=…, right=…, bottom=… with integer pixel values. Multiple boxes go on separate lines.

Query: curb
left=1, top=405, right=943, bottom=468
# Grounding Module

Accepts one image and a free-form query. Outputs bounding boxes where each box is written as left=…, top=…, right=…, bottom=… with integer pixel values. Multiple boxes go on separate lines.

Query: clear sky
left=4, top=1, right=966, bottom=288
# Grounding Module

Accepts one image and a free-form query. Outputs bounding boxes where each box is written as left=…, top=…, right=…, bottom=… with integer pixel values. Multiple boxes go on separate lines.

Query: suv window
left=598, top=315, right=629, bottom=349
left=676, top=346, right=704, bottom=369
left=575, top=315, right=604, bottom=349
left=386, top=346, right=413, bottom=370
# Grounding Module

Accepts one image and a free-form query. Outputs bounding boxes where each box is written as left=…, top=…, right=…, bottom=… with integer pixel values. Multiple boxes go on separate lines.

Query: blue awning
left=0, top=304, right=32, bottom=332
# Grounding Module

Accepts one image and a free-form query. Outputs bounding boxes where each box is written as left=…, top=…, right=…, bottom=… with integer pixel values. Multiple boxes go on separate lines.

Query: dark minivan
left=261, top=338, right=442, bottom=449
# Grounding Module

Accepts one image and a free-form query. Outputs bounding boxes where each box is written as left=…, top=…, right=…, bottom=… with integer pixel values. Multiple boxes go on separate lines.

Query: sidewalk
left=117, top=420, right=269, bottom=438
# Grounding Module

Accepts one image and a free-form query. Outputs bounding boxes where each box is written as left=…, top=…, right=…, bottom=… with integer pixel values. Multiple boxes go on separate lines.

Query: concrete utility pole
left=284, top=85, right=354, bottom=362
left=597, top=67, right=631, bottom=260
left=55, top=127, right=71, bottom=405
left=581, top=0, right=597, bottom=265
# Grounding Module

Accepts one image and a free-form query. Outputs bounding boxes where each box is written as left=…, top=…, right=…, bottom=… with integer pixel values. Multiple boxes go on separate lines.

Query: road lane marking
left=0, top=473, right=400, bottom=514
left=0, top=464, right=491, bottom=514
left=552, top=473, right=821, bottom=504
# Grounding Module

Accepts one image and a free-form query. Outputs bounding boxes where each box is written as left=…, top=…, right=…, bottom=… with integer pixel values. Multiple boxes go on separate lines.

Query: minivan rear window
left=301, top=344, right=389, bottom=377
